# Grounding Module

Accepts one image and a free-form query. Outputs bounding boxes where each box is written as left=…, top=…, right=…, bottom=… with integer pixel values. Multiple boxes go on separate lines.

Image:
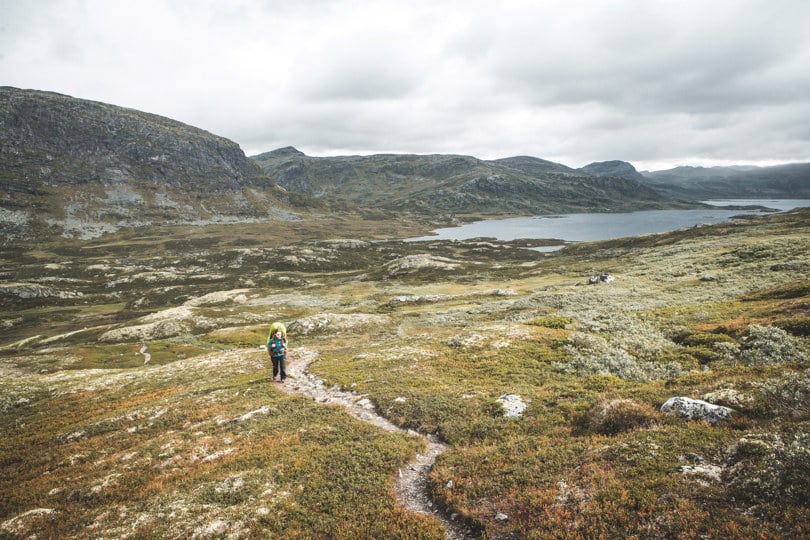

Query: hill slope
left=578, top=160, right=646, bottom=182
left=0, top=87, right=293, bottom=240
left=642, top=163, right=810, bottom=199
left=251, top=148, right=676, bottom=215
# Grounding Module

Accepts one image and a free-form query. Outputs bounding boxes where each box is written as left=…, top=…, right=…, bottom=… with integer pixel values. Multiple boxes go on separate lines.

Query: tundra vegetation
left=1, top=209, right=809, bottom=539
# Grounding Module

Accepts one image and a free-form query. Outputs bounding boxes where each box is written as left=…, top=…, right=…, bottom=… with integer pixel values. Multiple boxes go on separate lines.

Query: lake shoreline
left=408, top=199, right=810, bottom=244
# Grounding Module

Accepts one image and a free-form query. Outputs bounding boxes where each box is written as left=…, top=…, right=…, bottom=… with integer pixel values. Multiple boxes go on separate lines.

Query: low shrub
left=557, top=332, right=685, bottom=382
left=529, top=315, right=575, bottom=329
left=723, top=430, right=810, bottom=506
left=758, top=370, right=810, bottom=418
left=740, top=324, right=808, bottom=366
left=776, top=314, right=810, bottom=337
left=576, top=397, right=660, bottom=435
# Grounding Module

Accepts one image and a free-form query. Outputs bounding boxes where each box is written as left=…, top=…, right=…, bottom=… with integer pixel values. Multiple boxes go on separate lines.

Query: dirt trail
left=275, top=347, right=474, bottom=540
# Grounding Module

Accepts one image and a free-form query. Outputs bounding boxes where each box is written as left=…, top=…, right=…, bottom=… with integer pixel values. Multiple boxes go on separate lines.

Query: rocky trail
left=275, top=347, right=475, bottom=540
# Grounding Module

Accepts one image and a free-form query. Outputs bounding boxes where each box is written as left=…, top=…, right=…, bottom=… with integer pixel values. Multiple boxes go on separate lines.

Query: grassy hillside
left=1, top=210, right=809, bottom=538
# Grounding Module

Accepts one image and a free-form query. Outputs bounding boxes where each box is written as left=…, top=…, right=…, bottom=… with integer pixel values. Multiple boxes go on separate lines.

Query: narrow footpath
left=275, top=347, right=475, bottom=540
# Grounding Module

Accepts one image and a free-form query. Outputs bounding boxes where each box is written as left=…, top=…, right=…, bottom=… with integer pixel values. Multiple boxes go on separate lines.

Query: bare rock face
left=661, top=396, right=732, bottom=425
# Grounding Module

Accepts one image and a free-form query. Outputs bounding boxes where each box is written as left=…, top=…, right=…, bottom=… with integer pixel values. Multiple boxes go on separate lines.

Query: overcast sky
left=2, top=0, right=809, bottom=170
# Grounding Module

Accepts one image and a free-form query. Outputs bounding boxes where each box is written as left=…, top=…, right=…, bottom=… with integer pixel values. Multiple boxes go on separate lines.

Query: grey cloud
left=2, top=0, right=809, bottom=168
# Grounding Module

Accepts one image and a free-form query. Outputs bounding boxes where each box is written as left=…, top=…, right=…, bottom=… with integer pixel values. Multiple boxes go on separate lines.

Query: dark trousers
left=272, top=355, right=286, bottom=380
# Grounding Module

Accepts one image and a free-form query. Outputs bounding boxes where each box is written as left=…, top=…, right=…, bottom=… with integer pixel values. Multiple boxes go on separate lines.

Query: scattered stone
left=588, top=273, right=614, bottom=285
left=701, top=388, right=755, bottom=411
left=660, top=397, right=732, bottom=425
left=183, top=289, right=251, bottom=307
left=193, top=519, right=228, bottom=539
left=288, top=313, right=391, bottom=336
left=99, top=319, right=188, bottom=342
left=200, top=448, right=235, bottom=463
left=678, top=464, right=723, bottom=483
left=355, top=398, right=375, bottom=410
left=682, top=452, right=705, bottom=464
left=0, top=282, right=83, bottom=299
left=235, top=405, right=272, bottom=423
left=497, top=394, right=528, bottom=418
left=390, top=294, right=450, bottom=304
left=492, top=288, right=516, bottom=296
left=1, top=508, right=56, bottom=536
left=317, top=239, right=370, bottom=249
left=65, top=430, right=87, bottom=442
left=384, top=254, right=464, bottom=275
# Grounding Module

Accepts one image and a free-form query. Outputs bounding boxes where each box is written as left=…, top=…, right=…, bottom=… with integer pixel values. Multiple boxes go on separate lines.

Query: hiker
left=268, top=327, right=287, bottom=382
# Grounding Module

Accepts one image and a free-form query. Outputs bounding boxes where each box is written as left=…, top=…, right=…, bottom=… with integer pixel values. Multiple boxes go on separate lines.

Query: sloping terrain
left=642, top=163, right=810, bottom=199
left=2, top=209, right=808, bottom=538
left=0, top=87, right=295, bottom=241
left=251, top=147, right=676, bottom=216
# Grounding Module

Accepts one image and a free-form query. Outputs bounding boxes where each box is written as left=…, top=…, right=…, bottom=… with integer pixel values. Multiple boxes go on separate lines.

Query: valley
left=2, top=209, right=809, bottom=538
left=1, top=86, right=809, bottom=539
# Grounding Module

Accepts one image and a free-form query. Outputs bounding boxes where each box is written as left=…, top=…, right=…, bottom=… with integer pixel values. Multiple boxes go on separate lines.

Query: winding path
left=276, top=347, right=474, bottom=540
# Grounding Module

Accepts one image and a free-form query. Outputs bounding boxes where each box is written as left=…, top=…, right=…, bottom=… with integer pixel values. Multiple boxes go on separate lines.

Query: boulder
left=660, top=397, right=732, bottom=425
left=497, top=394, right=528, bottom=418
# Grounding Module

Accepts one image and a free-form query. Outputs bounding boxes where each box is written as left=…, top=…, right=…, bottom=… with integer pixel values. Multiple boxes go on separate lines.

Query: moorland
left=1, top=87, right=809, bottom=539
left=2, top=207, right=809, bottom=539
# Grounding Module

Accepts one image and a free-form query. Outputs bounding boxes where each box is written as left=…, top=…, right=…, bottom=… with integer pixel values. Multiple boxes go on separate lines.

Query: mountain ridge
left=250, top=148, right=677, bottom=215
left=0, top=87, right=294, bottom=240
left=4, top=86, right=805, bottom=243
left=641, top=163, right=810, bottom=199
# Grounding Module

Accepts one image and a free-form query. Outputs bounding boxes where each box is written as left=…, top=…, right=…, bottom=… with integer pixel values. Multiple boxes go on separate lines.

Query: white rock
left=678, top=464, right=723, bottom=482
left=497, top=394, right=528, bottom=418
left=193, top=519, right=228, bottom=538
left=660, top=397, right=732, bottom=425
left=1, top=508, right=56, bottom=535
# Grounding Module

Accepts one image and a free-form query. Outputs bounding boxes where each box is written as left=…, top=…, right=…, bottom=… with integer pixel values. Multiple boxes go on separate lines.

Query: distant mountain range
left=250, top=148, right=674, bottom=215
left=640, top=164, right=810, bottom=199
left=2, top=86, right=807, bottom=241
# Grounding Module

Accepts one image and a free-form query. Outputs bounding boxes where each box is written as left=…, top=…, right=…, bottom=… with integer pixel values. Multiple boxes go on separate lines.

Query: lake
left=409, top=199, right=810, bottom=247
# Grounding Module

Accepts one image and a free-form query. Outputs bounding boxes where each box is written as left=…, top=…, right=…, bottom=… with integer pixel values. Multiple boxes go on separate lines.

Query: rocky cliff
left=0, top=87, right=290, bottom=240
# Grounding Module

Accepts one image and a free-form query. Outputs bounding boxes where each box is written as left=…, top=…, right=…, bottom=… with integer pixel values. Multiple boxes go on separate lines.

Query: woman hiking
left=268, top=326, right=287, bottom=383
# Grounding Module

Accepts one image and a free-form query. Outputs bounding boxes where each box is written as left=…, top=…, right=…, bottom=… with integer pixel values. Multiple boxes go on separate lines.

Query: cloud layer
left=2, top=0, right=809, bottom=169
